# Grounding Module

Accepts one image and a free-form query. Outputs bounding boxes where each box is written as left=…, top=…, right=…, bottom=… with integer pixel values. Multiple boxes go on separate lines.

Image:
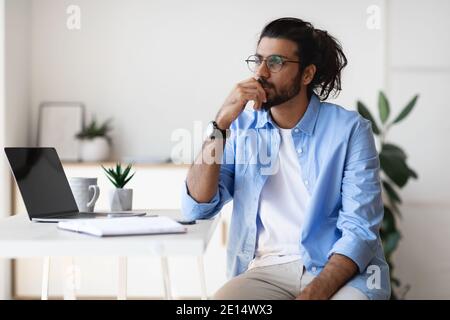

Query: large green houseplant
left=357, top=91, right=419, bottom=299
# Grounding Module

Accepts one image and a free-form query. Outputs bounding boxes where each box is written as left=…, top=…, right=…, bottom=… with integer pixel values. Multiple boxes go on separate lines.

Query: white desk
left=0, top=210, right=220, bottom=300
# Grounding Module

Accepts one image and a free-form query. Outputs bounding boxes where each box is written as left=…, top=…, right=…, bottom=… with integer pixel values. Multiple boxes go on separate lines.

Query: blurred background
left=0, top=0, right=449, bottom=299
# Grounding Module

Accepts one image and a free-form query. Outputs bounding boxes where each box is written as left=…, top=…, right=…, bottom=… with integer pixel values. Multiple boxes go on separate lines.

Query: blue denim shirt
left=181, top=94, right=391, bottom=300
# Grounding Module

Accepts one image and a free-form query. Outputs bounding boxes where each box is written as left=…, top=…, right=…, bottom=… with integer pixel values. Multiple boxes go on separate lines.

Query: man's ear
left=302, top=64, right=317, bottom=85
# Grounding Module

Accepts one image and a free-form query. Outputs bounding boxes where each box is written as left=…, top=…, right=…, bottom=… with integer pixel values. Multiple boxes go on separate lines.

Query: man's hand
left=296, top=277, right=330, bottom=300
left=296, top=253, right=358, bottom=300
left=215, top=78, right=267, bottom=130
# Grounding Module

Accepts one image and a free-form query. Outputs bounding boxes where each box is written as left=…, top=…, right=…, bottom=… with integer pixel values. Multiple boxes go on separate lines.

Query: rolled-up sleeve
left=327, top=118, right=384, bottom=272
left=181, top=134, right=235, bottom=221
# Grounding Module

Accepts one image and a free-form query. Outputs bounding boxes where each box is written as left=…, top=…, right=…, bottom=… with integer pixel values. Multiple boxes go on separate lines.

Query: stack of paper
left=58, top=216, right=187, bottom=237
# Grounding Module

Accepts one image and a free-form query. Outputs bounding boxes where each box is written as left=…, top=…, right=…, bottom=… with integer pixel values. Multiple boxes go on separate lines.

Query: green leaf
left=105, top=175, right=119, bottom=188
left=357, top=101, right=380, bottom=135
left=122, top=172, right=135, bottom=188
left=391, top=277, right=401, bottom=287
left=102, top=165, right=116, bottom=180
left=383, top=180, right=402, bottom=204
left=381, top=205, right=397, bottom=233
left=382, top=143, right=407, bottom=161
left=102, top=162, right=135, bottom=188
left=90, top=119, right=97, bottom=130
left=382, top=185, right=402, bottom=219
left=98, top=118, right=113, bottom=135
left=380, top=144, right=417, bottom=189
left=383, top=230, right=401, bottom=258
left=378, top=91, right=390, bottom=124
left=408, top=167, right=418, bottom=179
left=380, top=149, right=411, bottom=188
left=107, top=168, right=118, bottom=180
left=76, top=118, right=112, bottom=140
left=122, top=165, right=132, bottom=179
left=393, top=95, right=419, bottom=124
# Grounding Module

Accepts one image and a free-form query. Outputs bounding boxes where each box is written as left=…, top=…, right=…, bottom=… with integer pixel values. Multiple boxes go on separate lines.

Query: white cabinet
left=11, top=162, right=232, bottom=299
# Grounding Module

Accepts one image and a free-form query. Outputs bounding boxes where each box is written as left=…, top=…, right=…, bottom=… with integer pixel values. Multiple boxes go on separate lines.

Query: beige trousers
left=213, top=260, right=368, bottom=300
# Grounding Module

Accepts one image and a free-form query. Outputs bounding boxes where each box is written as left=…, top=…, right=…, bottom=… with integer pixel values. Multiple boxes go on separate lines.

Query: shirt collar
left=255, top=94, right=321, bottom=136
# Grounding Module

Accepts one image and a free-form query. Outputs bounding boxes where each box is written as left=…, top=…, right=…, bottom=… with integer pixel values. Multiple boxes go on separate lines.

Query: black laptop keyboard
left=47, top=212, right=97, bottom=219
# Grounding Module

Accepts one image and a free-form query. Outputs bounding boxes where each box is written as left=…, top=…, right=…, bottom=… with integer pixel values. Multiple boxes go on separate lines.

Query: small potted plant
left=76, top=118, right=112, bottom=162
left=102, top=163, right=135, bottom=211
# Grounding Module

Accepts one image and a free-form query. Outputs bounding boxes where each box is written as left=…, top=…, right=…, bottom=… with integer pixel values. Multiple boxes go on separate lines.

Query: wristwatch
left=206, top=121, right=230, bottom=140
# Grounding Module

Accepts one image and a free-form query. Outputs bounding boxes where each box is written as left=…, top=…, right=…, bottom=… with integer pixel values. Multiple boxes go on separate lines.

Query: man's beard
left=259, top=72, right=302, bottom=111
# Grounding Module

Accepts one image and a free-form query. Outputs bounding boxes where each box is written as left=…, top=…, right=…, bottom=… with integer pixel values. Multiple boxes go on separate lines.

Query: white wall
left=0, top=0, right=11, bottom=301
left=386, top=0, right=450, bottom=299
left=1, top=0, right=30, bottom=300
left=29, top=0, right=384, bottom=161
left=1, top=0, right=31, bottom=300
left=386, top=0, right=450, bottom=204
left=5, top=0, right=30, bottom=148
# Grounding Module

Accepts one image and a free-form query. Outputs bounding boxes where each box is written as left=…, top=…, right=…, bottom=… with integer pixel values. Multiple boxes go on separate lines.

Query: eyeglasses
left=245, top=54, right=300, bottom=73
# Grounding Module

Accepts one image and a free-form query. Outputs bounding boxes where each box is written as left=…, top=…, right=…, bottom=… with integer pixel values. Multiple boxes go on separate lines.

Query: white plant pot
left=108, top=188, right=133, bottom=211
left=79, top=137, right=110, bottom=162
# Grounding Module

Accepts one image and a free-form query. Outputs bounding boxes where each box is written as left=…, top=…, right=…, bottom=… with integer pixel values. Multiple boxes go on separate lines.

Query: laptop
left=4, top=147, right=146, bottom=223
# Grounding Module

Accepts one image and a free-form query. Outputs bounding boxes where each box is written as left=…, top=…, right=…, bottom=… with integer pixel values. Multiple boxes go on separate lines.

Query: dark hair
left=258, top=17, right=347, bottom=100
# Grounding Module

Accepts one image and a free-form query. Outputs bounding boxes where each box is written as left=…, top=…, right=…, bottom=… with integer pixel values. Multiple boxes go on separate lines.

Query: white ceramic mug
left=68, top=177, right=100, bottom=213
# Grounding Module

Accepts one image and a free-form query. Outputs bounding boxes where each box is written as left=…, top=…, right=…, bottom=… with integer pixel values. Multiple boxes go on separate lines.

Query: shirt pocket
left=235, top=135, right=255, bottom=176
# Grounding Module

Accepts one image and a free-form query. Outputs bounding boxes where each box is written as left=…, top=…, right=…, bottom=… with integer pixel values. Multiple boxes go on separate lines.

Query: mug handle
left=87, top=185, right=100, bottom=209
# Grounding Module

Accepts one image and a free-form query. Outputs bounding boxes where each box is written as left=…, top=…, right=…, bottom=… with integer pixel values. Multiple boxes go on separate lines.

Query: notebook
left=58, top=216, right=187, bottom=237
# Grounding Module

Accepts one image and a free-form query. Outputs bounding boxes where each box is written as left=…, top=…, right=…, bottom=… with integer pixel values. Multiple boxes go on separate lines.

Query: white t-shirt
left=248, top=127, right=310, bottom=270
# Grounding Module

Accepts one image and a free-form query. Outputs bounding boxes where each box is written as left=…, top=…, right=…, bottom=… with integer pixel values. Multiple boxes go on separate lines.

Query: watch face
left=206, top=121, right=215, bottom=138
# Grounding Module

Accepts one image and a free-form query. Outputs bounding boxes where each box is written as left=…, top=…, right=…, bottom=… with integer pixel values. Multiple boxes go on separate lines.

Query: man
left=181, top=17, right=390, bottom=300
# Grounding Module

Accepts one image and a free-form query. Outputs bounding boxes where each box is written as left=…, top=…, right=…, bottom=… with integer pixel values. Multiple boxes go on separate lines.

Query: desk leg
left=117, top=257, right=127, bottom=300
left=197, top=256, right=208, bottom=300
left=41, top=256, right=50, bottom=300
left=63, top=257, right=77, bottom=300
left=160, top=257, right=172, bottom=300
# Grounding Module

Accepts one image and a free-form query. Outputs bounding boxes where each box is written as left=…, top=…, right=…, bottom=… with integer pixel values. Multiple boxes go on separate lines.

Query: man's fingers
left=238, top=77, right=259, bottom=86
left=240, top=89, right=264, bottom=109
left=238, top=91, right=259, bottom=110
left=258, top=86, right=267, bottom=103
left=239, top=81, right=267, bottom=102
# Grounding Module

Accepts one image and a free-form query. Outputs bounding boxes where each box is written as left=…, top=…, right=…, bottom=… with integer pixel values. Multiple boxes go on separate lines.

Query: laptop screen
left=5, top=148, right=79, bottom=218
